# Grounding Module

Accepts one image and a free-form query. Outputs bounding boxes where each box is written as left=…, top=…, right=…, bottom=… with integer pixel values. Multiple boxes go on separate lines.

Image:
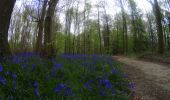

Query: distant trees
left=0, top=0, right=16, bottom=57
left=3, top=0, right=170, bottom=56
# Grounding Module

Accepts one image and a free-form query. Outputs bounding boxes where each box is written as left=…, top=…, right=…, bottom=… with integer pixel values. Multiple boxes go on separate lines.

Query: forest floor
left=113, top=56, right=170, bottom=100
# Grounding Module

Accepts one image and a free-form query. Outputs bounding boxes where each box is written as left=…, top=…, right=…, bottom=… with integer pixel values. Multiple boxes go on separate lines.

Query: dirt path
left=113, top=56, right=170, bottom=100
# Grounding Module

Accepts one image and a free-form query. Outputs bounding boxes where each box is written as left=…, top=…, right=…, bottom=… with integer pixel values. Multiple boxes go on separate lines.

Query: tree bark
left=35, top=0, right=48, bottom=53
left=0, top=0, right=16, bottom=57
left=97, top=5, right=102, bottom=54
left=154, top=0, right=164, bottom=54
left=44, top=0, right=59, bottom=57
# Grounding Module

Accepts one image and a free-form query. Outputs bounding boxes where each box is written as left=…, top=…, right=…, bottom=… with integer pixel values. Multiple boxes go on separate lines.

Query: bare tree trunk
left=146, top=13, right=154, bottom=53
left=36, top=0, right=48, bottom=53
left=83, top=0, right=86, bottom=54
left=97, top=5, right=102, bottom=54
left=44, top=0, right=59, bottom=57
left=153, top=0, right=164, bottom=54
left=0, top=0, right=16, bottom=57
left=119, top=0, right=128, bottom=54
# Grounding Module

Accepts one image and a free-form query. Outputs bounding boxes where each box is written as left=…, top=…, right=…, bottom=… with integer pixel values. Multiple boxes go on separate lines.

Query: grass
left=0, top=53, right=133, bottom=100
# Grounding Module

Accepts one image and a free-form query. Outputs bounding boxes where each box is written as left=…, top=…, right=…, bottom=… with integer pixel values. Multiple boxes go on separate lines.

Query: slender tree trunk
left=116, top=21, right=119, bottom=54
left=119, top=0, right=128, bottom=54
left=83, top=1, right=86, bottom=54
left=97, top=6, right=102, bottom=54
left=36, top=0, right=48, bottom=53
left=147, top=14, right=154, bottom=53
left=153, top=0, right=164, bottom=54
left=0, top=0, right=16, bottom=57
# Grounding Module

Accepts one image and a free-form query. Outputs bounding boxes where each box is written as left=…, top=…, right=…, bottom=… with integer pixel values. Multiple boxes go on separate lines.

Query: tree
left=96, top=3, right=102, bottom=54
left=36, top=0, right=48, bottom=53
left=153, top=0, right=164, bottom=53
left=44, top=0, right=59, bottom=57
left=128, top=0, right=147, bottom=52
left=0, top=0, right=16, bottom=57
left=118, top=0, right=128, bottom=54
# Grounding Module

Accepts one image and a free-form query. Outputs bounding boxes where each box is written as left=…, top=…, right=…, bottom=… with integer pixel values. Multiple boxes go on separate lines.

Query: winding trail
left=113, top=56, right=170, bottom=100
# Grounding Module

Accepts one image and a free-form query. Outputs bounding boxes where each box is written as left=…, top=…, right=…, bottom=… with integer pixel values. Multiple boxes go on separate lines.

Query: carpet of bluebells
left=0, top=53, right=134, bottom=100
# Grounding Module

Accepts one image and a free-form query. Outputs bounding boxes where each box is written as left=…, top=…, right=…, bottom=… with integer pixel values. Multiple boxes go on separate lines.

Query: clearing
left=113, top=56, right=170, bottom=100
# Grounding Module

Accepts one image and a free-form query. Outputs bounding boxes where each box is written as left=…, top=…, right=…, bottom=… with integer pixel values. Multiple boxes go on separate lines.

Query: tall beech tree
left=153, top=0, right=164, bottom=53
left=44, top=0, right=59, bottom=57
left=0, top=0, right=16, bottom=57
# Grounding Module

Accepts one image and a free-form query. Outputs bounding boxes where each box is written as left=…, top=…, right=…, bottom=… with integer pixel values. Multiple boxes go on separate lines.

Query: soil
left=113, top=56, right=170, bottom=100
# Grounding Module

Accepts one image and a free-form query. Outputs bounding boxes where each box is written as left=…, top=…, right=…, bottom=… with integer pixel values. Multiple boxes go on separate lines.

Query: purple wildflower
left=84, top=82, right=92, bottom=91
left=5, top=71, right=10, bottom=76
left=64, top=87, right=73, bottom=96
left=10, top=96, right=13, bottom=100
left=33, top=81, right=38, bottom=89
left=12, top=73, right=17, bottom=79
left=54, top=84, right=66, bottom=92
left=112, top=90, right=116, bottom=96
left=32, top=81, right=40, bottom=100
left=53, top=63, right=62, bottom=69
left=34, top=88, right=40, bottom=100
left=32, top=64, right=36, bottom=71
left=0, top=65, right=3, bottom=72
left=0, top=76, right=7, bottom=85
left=12, top=80, right=17, bottom=92
left=111, top=69, right=118, bottom=74
left=99, top=79, right=112, bottom=89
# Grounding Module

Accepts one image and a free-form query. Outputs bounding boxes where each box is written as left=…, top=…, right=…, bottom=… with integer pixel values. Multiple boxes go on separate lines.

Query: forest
left=0, top=0, right=170, bottom=99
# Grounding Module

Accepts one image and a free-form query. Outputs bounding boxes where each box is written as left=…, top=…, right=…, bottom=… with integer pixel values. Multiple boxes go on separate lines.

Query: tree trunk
left=44, top=0, right=59, bottom=57
left=36, top=0, right=48, bottom=53
left=0, top=0, right=16, bottom=57
left=97, top=5, right=102, bottom=54
left=154, top=0, right=164, bottom=54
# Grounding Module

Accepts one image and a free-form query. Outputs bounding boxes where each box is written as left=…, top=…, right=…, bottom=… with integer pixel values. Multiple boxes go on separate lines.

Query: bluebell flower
left=12, top=73, right=17, bottom=79
left=12, top=80, right=17, bottom=92
left=22, top=64, right=28, bottom=70
left=0, top=65, right=3, bottom=72
left=64, top=87, right=73, bottom=96
left=51, top=68, right=57, bottom=78
left=53, top=63, right=62, bottom=69
left=34, top=88, right=40, bottom=100
left=0, top=76, right=7, bottom=85
left=84, top=82, right=92, bottom=91
left=51, top=63, right=62, bottom=77
left=104, top=80, right=112, bottom=89
left=111, top=68, right=118, bottom=74
left=54, top=84, right=66, bottom=92
left=12, top=57, right=20, bottom=64
left=99, top=79, right=112, bottom=89
left=10, top=95, right=13, bottom=100
left=32, top=81, right=40, bottom=100
left=5, top=71, right=10, bottom=76
left=33, top=81, right=38, bottom=89
left=32, top=64, right=36, bottom=71
left=112, top=90, right=116, bottom=96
